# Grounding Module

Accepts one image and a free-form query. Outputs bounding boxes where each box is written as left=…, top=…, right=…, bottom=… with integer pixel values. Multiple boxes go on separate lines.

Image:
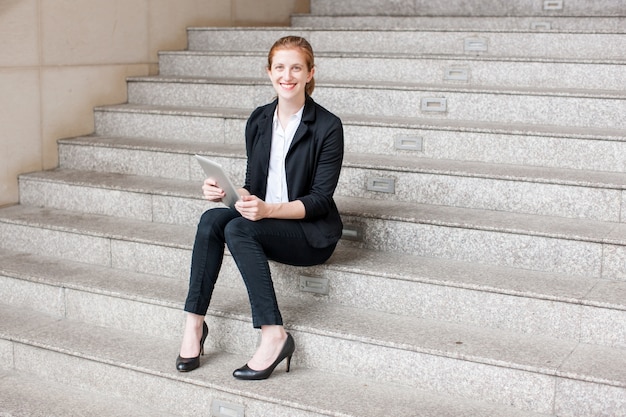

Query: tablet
left=194, top=154, right=241, bottom=209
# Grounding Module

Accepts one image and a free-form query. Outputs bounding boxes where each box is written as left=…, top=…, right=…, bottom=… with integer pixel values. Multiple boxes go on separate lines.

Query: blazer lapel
left=250, top=101, right=276, bottom=196
left=258, top=100, right=277, bottom=154
left=288, top=96, right=315, bottom=153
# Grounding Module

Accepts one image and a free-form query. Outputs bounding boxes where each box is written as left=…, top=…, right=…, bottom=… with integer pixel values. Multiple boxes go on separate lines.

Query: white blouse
left=265, top=106, right=304, bottom=203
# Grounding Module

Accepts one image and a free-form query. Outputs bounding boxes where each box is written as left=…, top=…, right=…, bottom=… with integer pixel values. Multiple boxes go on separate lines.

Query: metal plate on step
left=212, top=400, right=244, bottom=417
left=444, top=67, right=470, bottom=82
left=531, top=21, right=552, bottom=30
left=367, top=177, right=396, bottom=194
left=299, top=275, right=330, bottom=295
left=421, top=98, right=447, bottom=113
left=464, top=38, right=488, bottom=53
left=543, top=0, right=564, bottom=11
left=395, top=135, right=423, bottom=152
left=341, top=224, right=363, bottom=242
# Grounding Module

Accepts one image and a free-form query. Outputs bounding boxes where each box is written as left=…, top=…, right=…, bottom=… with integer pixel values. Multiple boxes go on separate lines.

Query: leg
left=224, top=217, right=335, bottom=328
left=179, top=208, right=239, bottom=359
left=177, top=312, right=206, bottom=366
left=225, top=217, right=335, bottom=374
left=184, top=207, right=240, bottom=315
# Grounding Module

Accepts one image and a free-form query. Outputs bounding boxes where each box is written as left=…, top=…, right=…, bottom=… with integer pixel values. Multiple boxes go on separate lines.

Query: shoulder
left=248, top=100, right=277, bottom=124
left=304, top=96, right=342, bottom=128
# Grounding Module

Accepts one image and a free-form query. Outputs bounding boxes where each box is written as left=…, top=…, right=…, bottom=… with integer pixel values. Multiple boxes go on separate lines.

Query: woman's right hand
left=202, top=178, right=226, bottom=202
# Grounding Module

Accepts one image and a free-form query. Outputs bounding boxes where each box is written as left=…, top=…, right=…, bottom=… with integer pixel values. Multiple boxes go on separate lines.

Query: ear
left=307, top=66, right=315, bottom=82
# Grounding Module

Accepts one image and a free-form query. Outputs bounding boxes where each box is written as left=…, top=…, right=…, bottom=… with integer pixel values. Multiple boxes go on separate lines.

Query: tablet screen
left=194, top=155, right=241, bottom=209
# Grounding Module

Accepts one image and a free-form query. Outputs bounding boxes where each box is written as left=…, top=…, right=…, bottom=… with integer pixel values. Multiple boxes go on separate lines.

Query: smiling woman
left=176, top=36, right=345, bottom=381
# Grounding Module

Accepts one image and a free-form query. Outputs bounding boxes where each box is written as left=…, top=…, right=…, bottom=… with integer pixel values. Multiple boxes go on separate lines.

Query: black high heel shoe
left=233, top=333, right=295, bottom=380
left=176, top=321, right=208, bottom=372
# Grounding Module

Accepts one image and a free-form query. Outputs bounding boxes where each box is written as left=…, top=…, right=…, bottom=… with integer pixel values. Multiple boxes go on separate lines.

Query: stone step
left=292, top=15, right=626, bottom=33
left=1, top=250, right=624, bottom=415
left=308, top=0, right=626, bottom=17
left=158, top=50, right=626, bottom=92
left=126, top=76, right=626, bottom=129
left=186, top=28, right=626, bottom=62
left=4, top=189, right=626, bottom=280
left=3, top=245, right=624, bottom=412
left=13, top=168, right=626, bottom=279
left=0, top=369, right=173, bottom=417
left=0, top=302, right=557, bottom=417
left=337, top=195, right=626, bottom=280
left=7, top=3, right=625, bottom=416
left=339, top=156, right=626, bottom=222
left=40, top=144, right=626, bottom=222
left=91, top=105, right=626, bottom=173
left=1, top=201, right=624, bottom=414
left=2, top=209, right=625, bottom=345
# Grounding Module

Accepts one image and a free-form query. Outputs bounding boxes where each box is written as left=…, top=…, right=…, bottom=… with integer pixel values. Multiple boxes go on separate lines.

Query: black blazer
left=243, top=95, right=344, bottom=248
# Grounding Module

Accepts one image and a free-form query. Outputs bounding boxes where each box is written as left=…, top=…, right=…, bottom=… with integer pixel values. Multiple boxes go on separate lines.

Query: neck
left=277, top=96, right=305, bottom=119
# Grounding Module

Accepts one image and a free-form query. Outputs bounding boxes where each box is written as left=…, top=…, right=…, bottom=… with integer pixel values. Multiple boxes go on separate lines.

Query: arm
left=235, top=196, right=306, bottom=221
left=294, top=117, right=344, bottom=220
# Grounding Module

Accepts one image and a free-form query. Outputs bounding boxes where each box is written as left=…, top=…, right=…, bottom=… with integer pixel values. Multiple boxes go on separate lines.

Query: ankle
left=259, top=325, right=287, bottom=342
left=185, top=313, right=205, bottom=330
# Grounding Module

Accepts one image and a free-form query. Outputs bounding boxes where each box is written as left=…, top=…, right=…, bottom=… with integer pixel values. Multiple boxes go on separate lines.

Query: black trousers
left=184, top=207, right=336, bottom=328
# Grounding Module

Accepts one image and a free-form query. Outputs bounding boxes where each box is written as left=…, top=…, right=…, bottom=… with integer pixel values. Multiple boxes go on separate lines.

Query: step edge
left=91, top=104, right=626, bottom=142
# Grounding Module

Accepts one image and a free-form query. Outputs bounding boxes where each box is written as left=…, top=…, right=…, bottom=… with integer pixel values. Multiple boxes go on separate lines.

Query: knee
left=199, top=207, right=225, bottom=224
left=224, top=218, right=260, bottom=253
left=197, top=208, right=236, bottom=237
left=224, top=217, right=250, bottom=241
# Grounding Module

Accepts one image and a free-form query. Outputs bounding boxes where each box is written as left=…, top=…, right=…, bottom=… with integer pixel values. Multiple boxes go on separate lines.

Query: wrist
left=265, top=202, right=279, bottom=219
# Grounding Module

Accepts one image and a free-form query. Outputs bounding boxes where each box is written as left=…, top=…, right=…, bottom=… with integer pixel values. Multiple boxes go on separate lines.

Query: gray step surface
left=90, top=105, right=626, bottom=173
left=14, top=164, right=626, bottom=243
left=29, top=148, right=626, bottom=222
left=337, top=195, right=626, bottom=280
left=0, top=303, right=558, bottom=417
left=6, top=5, right=626, bottom=416
left=0, top=202, right=626, bottom=334
left=8, top=181, right=626, bottom=280
left=158, top=50, right=626, bottom=92
left=58, top=135, right=626, bottom=195
left=7, top=167, right=626, bottom=345
left=186, top=28, right=626, bottom=62
left=2, top=224, right=625, bottom=347
left=292, top=15, right=626, bottom=32
left=0, top=368, right=172, bottom=417
left=126, top=76, right=626, bottom=129
left=0, top=369, right=174, bottom=417
left=1, top=248, right=624, bottom=415
left=308, top=0, right=626, bottom=17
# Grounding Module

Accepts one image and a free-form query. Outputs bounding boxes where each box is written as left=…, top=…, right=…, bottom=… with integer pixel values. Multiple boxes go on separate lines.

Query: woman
left=176, top=36, right=344, bottom=380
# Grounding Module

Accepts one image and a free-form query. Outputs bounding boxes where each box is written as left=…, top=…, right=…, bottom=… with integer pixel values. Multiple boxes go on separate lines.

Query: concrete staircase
left=1, top=1, right=625, bottom=415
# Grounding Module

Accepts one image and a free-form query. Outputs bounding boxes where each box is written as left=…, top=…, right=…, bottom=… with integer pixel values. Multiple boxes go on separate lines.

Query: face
left=267, top=48, right=314, bottom=103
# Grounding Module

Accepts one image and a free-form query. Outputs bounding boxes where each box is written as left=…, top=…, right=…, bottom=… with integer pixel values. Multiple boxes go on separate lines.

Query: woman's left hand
left=235, top=195, right=269, bottom=221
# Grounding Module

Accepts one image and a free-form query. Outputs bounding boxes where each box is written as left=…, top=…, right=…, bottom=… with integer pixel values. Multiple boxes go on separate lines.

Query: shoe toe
left=176, top=355, right=199, bottom=372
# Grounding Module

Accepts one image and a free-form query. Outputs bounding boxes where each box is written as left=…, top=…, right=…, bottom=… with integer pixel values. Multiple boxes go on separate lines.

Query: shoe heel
left=200, top=322, right=208, bottom=356
left=285, top=355, right=292, bottom=373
